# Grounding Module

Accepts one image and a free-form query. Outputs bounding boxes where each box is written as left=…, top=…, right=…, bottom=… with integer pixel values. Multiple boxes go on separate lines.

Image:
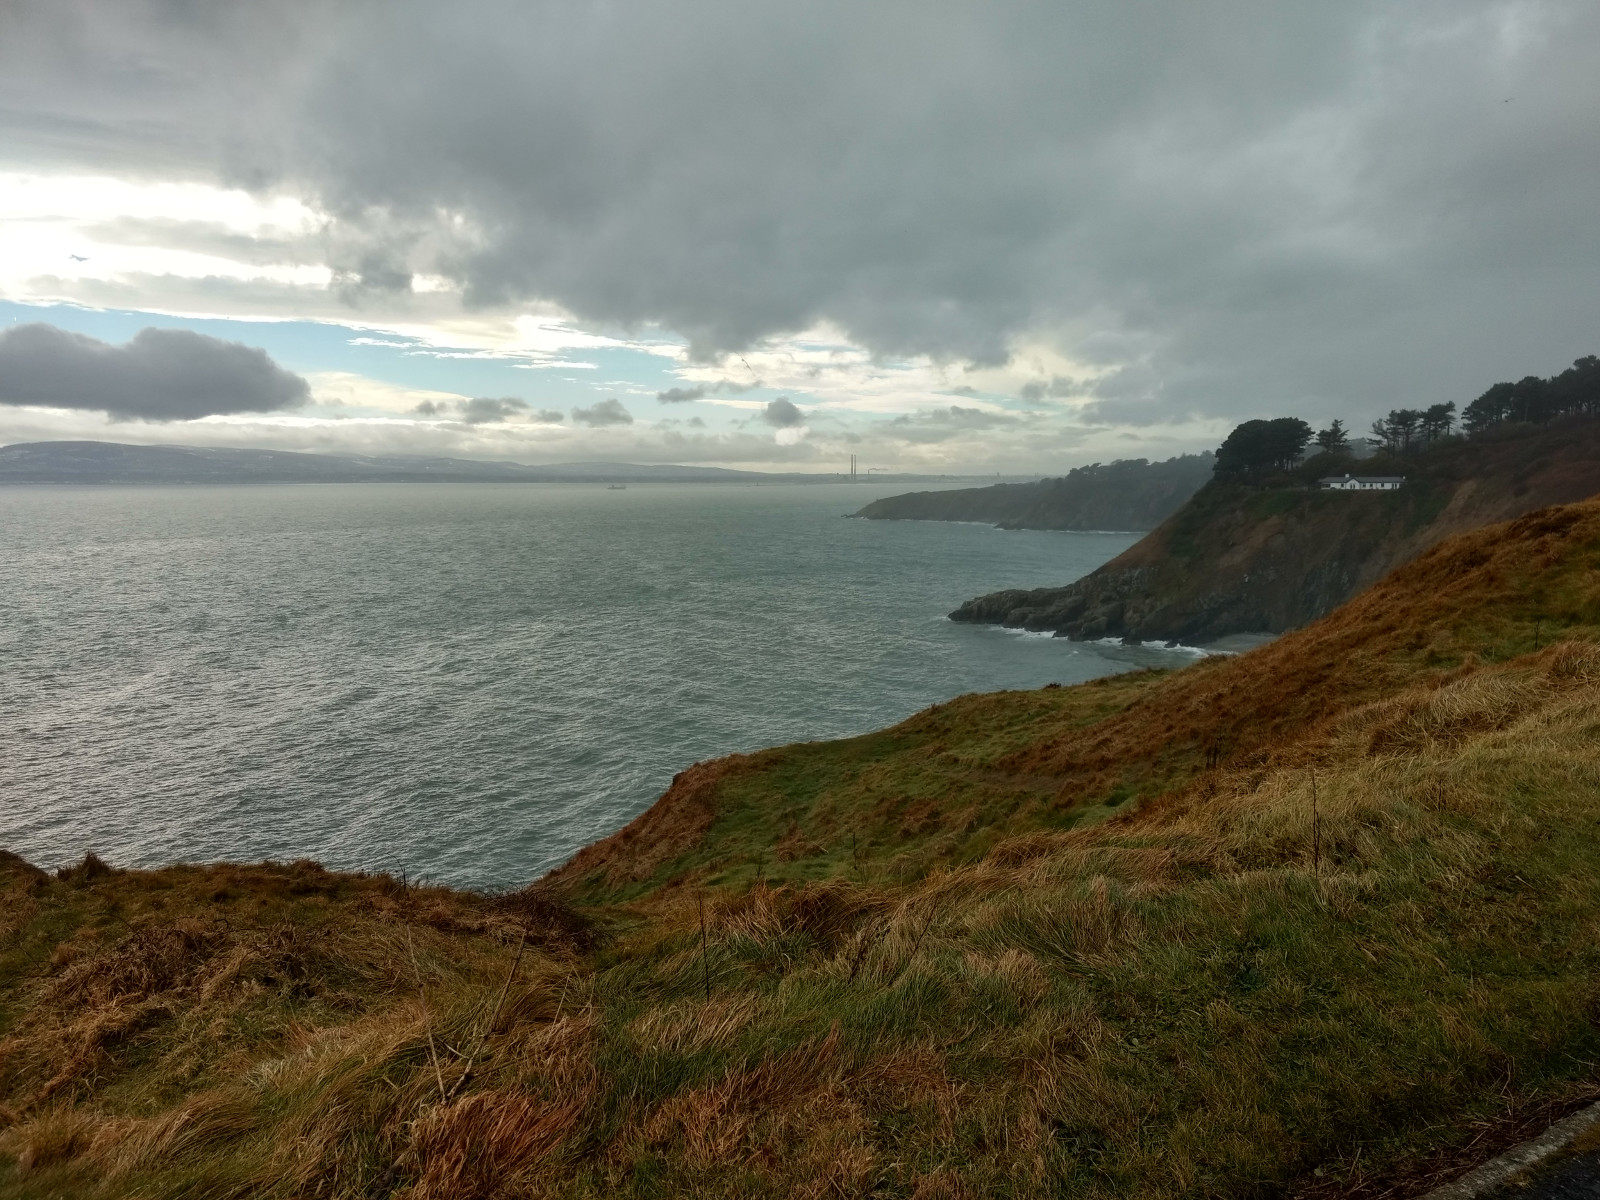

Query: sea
left=1, top=482, right=1192, bottom=891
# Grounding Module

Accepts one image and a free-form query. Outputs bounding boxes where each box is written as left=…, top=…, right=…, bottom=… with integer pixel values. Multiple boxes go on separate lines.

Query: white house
left=1318, top=474, right=1405, bottom=491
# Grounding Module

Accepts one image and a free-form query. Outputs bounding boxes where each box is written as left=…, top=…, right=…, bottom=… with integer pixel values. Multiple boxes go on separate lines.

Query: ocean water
left=1, top=483, right=1182, bottom=891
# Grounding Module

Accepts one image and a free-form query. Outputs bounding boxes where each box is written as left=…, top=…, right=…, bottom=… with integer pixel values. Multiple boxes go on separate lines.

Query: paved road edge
left=1421, top=1100, right=1600, bottom=1199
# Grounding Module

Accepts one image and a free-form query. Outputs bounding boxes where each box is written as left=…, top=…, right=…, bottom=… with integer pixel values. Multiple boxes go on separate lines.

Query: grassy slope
left=7, top=503, right=1600, bottom=1198
left=557, top=499, right=1600, bottom=900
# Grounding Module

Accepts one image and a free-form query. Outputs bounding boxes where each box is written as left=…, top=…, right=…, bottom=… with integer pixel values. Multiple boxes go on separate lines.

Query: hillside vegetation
left=8, top=501, right=1600, bottom=1198
left=953, top=417, right=1600, bottom=644
left=852, top=454, right=1213, bottom=532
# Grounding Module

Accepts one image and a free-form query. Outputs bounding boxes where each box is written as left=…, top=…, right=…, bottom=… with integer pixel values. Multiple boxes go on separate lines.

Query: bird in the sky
left=68, top=254, right=88, bottom=262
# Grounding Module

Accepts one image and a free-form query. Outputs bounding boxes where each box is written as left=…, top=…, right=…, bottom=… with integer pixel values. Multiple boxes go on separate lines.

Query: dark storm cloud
left=571, top=398, right=633, bottom=426
left=762, top=398, right=804, bottom=428
left=5, top=1, right=1600, bottom=426
left=0, top=322, right=309, bottom=420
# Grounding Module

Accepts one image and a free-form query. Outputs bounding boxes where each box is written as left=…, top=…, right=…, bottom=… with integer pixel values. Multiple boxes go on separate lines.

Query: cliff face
left=950, top=421, right=1600, bottom=644
left=853, top=453, right=1213, bottom=531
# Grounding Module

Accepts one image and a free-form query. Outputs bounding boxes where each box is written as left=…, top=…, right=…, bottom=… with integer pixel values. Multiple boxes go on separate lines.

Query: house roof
left=1318, top=474, right=1406, bottom=483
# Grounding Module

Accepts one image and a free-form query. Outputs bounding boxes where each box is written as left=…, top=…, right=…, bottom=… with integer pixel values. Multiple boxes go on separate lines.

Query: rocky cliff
left=950, top=420, right=1600, bottom=644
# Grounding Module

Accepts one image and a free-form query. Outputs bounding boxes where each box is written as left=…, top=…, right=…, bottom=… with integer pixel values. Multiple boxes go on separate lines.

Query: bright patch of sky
left=0, top=173, right=1183, bottom=472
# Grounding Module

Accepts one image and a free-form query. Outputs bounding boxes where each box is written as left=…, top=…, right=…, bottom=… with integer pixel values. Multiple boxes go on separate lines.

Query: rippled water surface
left=2, top=483, right=1177, bottom=889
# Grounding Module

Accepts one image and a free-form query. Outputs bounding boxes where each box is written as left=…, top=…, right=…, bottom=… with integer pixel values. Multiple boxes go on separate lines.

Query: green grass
left=569, top=673, right=1174, bottom=903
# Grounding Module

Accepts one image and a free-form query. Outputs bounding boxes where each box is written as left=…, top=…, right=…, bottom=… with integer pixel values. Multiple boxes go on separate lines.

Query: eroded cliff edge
left=951, top=421, right=1600, bottom=644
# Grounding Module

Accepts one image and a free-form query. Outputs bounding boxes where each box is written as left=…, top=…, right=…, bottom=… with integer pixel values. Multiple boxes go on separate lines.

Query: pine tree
left=1314, top=420, right=1349, bottom=454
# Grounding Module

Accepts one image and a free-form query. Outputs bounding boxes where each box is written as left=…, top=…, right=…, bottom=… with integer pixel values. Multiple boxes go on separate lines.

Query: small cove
left=1, top=481, right=1185, bottom=889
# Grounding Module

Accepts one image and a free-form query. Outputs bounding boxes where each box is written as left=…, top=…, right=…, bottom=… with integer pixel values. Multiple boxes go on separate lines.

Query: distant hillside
left=951, top=418, right=1600, bottom=644
left=0, top=441, right=819, bottom=485
left=852, top=452, right=1214, bottom=531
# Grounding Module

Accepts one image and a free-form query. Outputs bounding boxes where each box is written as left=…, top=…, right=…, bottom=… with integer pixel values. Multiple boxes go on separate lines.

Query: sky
left=0, top=1, right=1596, bottom=473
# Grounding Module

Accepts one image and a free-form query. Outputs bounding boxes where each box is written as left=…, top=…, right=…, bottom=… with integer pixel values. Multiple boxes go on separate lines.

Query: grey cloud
left=1067, top=362, right=1179, bottom=426
left=571, top=397, right=633, bottom=426
left=657, top=386, right=706, bottom=403
left=414, top=396, right=563, bottom=423
left=1019, top=377, right=1092, bottom=403
left=5, top=2, right=1600, bottom=429
left=657, top=379, right=759, bottom=403
left=887, top=405, right=1023, bottom=443
left=459, top=395, right=528, bottom=424
left=332, top=253, right=414, bottom=303
left=898, top=405, right=1021, bottom=429
left=84, top=218, right=312, bottom=267
left=0, top=322, right=308, bottom=420
left=28, top=271, right=503, bottom=341
left=762, top=397, right=804, bottom=427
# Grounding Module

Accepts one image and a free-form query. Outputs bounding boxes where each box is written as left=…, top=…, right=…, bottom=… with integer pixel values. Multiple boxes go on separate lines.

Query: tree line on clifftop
left=1214, top=355, right=1600, bottom=485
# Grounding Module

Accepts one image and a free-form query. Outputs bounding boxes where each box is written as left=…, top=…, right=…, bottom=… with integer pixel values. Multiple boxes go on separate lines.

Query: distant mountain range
left=0, top=441, right=963, bottom=485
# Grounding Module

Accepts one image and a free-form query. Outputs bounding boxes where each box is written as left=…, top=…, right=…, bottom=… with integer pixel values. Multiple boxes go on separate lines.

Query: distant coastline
left=0, top=440, right=1031, bottom=488
left=853, top=453, right=1214, bottom=532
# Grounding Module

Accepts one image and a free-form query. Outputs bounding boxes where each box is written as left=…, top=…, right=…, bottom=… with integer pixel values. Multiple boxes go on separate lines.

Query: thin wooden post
left=887, top=901, right=938, bottom=988
left=407, top=926, right=447, bottom=1102
left=698, top=890, right=711, bottom=1002
left=444, top=930, right=527, bottom=1103
left=1311, top=767, right=1323, bottom=900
